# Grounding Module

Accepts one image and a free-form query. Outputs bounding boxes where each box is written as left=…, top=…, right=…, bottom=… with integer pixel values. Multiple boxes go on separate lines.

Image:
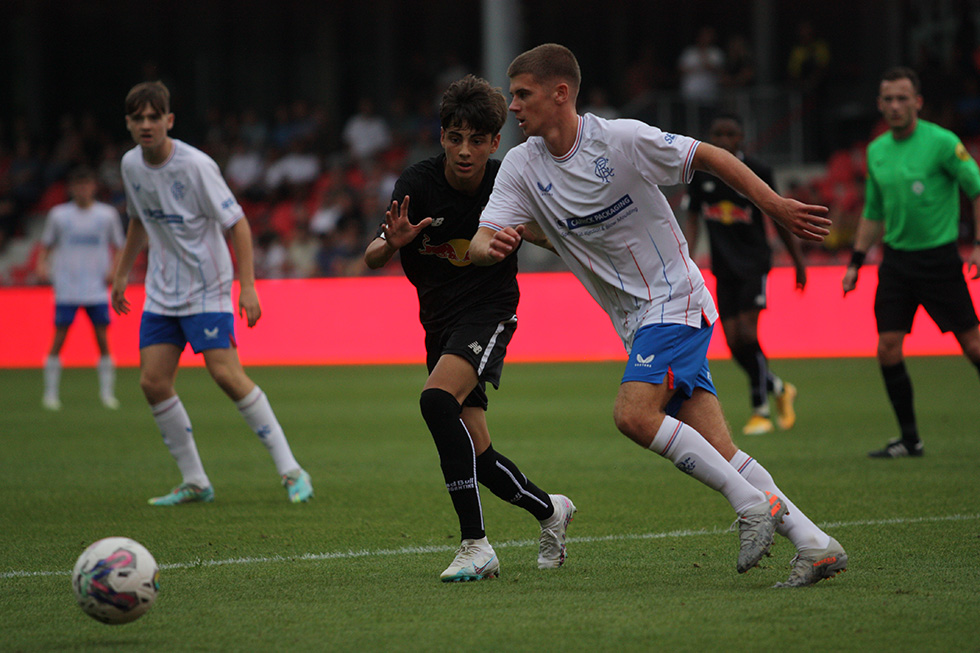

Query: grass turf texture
left=1, top=357, right=978, bottom=652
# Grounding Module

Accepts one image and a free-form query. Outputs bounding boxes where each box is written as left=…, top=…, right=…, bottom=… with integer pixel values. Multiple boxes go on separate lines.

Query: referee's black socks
left=880, top=361, right=919, bottom=443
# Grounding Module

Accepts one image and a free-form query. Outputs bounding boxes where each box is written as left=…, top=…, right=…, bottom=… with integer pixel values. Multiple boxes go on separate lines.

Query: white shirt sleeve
left=628, top=122, right=700, bottom=187
left=195, top=155, right=245, bottom=229
left=40, top=210, right=59, bottom=248
left=108, top=206, right=125, bottom=248
left=479, top=151, right=535, bottom=232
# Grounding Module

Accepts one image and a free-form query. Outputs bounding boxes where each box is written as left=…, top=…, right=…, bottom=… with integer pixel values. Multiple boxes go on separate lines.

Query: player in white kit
left=112, top=81, right=313, bottom=506
left=470, top=44, right=847, bottom=587
left=37, top=166, right=124, bottom=411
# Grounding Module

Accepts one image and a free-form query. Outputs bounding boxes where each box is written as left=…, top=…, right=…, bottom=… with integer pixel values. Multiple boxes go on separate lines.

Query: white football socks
left=152, top=395, right=209, bottom=489
left=236, top=386, right=299, bottom=476
left=729, top=450, right=830, bottom=551
left=649, top=415, right=765, bottom=514
left=97, top=355, right=115, bottom=400
left=43, top=355, right=61, bottom=401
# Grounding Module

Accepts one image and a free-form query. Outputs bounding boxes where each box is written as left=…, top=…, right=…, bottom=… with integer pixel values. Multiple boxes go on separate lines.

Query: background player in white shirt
left=37, top=166, right=124, bottom=411
left=112, top=81, right=313, bottom=506
left=470, top=43, right=846, bottom=587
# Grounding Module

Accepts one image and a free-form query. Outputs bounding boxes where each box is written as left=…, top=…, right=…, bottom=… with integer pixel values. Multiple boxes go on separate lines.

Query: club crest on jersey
left=171, top=181, right=186, bottom=201
left=593, top=157, right=614, bottom=183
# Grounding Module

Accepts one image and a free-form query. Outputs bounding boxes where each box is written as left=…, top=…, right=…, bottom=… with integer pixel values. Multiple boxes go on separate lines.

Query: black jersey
left=687, top=154, right=773, bottom=279
left=380, top=154, right=519, bottom=333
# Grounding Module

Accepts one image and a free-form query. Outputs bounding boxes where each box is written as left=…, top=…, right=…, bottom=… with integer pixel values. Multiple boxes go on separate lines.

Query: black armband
left=849, top=250, right=867, bottom=268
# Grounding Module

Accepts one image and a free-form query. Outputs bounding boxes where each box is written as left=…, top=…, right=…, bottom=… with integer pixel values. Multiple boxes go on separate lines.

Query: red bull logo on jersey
left=703, top=200, right=751, bottom=225
left=418, top=235, right=472, bottom=267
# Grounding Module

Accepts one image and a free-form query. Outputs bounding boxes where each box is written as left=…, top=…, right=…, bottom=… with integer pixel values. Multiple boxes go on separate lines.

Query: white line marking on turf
left=3, top=513, right=977, bottom=580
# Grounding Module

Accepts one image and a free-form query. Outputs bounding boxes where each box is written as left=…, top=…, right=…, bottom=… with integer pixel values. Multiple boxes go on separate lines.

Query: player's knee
left=956, top=328, right=980, bottom=362
left=613, top=401, right=663, bottom=444
left=210, top=367, right=251, bottom=399
left=876, top=342, right=903, bottom=366
left=419, top=388, right=460, bottom=424
left=138, top=372, right=171, bottom=403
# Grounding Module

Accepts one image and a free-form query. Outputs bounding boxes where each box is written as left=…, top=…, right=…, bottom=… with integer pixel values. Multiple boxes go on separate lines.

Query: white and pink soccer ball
left=71, top=537, right=159, bottom=624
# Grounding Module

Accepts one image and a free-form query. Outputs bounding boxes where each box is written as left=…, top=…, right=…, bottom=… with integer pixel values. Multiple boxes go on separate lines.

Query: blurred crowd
left=3, top=18, right=980, bottom=285
left=0, top=91, right=448, bottom=284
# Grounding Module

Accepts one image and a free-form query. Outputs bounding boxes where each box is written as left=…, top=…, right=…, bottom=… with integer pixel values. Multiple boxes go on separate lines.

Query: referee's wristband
left=849, top=250, right=867, bottom=268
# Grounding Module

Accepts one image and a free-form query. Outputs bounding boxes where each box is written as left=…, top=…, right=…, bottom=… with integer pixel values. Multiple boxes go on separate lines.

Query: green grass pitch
left=1, top=357, right=978, bottom=651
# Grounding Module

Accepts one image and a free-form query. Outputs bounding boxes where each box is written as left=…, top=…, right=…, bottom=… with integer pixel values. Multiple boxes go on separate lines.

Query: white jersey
left=41, top=200, right=124, bottom=305
left=121, top=139, right=244, bottom=316
left=480, top=113, right=718, bottom=349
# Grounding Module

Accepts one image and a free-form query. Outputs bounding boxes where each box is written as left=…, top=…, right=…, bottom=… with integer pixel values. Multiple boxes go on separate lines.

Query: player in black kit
left=364, top=75, right=575, bottom=582
left=685, top=113, right=807, bottom=436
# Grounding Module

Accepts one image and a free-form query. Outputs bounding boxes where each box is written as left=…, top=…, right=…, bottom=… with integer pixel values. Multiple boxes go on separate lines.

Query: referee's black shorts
left=874, top=243, right=979, bottom=334
left=424, top=310, right=517, bottom=410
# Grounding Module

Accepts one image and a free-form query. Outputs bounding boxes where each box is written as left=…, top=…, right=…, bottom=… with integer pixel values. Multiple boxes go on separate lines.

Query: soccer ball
left=71, top=537, right=159, bottom=625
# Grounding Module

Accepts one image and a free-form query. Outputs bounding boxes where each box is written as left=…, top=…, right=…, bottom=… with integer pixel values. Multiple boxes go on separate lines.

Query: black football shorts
left=875, top=243, right=979, bottom=334
left=425, top=312, right=517, bottom=409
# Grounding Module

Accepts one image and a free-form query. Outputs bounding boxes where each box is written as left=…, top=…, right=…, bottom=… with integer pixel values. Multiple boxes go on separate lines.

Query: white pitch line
left=3, top=513, right=977, bottom=580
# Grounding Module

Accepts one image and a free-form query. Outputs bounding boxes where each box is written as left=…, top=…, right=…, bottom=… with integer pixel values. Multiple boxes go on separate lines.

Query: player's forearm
left=694, top=144, right=782, bottom=216
left=774, top=221, right=806, bottom=268
left=113, top=221, right=147, bottom=282
left=683, top=212, right=700, bottom=250
left=468, top=227, right=497, bottom=266
left=364, top=237, right=397, bottom=269
left=228, top=218, right=257, bottom=288
left=850, top=217, right=882, bottom=256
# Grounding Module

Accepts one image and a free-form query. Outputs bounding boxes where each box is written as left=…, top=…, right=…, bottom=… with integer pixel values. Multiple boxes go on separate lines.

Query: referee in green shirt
left=843, top=66, right=980, bottom=458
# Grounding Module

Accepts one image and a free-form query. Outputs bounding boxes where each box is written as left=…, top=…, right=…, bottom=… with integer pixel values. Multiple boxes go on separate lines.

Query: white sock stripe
left=458, top=419, right=484, bottom=529
left=236, top=386, right=264, bottom=411
left=492, top=460, right=549, bottom=509
left=734, top=455, right=755, bottom=475
left=151, top=395, right=181, bottom=416
left=10, top=513, right=974, bottom=579
left=652, top=416, right=683, bottom=456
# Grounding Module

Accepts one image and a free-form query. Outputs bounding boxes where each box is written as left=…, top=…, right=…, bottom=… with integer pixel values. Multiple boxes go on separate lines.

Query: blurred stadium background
left=1, top=0, right=978, bottom=364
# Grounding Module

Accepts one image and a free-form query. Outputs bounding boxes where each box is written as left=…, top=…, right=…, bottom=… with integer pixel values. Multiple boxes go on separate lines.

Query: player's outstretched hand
left=769, top=198, right=831, bottom=242
left=239, top=285, right=262, bottom=328
left=384, top=196, right=432, bottom=249
left=111, top=280, right=129, bottom=316
left=486, top=225, right=525, bottom=261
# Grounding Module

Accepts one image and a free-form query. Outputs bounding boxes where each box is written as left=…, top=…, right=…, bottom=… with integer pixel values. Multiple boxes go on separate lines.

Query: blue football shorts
left=55, top=303, right=110, bottom=328
left=139, top=312, right=236, bottom=353
left=621, top=320, right=717, bottom=417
